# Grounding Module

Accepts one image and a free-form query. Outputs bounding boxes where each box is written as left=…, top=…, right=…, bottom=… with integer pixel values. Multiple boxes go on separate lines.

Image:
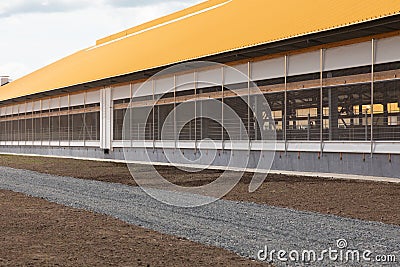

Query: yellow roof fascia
left=1, top=0, right=400, bottom=102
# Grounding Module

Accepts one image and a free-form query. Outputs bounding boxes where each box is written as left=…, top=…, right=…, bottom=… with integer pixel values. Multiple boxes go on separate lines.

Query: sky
left=0, top=0, right=203, bottom=80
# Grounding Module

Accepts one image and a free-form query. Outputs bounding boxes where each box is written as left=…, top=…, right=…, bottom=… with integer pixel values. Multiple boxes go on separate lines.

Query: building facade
left=1, top=0, right=400, bottom=178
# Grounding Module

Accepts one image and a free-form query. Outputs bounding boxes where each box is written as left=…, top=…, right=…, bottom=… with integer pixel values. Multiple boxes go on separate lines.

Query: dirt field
left=0, top=155, right=399, bottom=266
left=0, top=189, right=268, bottom=266
left=0, top=155, right=398, bottom=226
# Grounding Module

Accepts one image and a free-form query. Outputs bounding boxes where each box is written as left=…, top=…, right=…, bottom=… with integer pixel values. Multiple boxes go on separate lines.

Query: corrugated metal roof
left=1, top=0, right=400, bottom=101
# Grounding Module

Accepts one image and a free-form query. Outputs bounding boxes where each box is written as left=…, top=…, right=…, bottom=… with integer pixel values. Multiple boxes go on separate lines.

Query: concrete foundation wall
left=0, top=145, right=398, bottom=179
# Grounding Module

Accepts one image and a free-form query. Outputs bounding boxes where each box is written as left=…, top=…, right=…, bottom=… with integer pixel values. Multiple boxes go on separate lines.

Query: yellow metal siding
left=1, top=0, right=400, bottom=101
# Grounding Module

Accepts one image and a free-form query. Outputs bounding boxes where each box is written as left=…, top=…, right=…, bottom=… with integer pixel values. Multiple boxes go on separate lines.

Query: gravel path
left=0, top=166, right=398, bottom=266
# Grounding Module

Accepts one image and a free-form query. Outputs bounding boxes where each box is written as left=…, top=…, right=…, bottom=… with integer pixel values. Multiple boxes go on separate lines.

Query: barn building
left=1, top=0, right=400, bottom=178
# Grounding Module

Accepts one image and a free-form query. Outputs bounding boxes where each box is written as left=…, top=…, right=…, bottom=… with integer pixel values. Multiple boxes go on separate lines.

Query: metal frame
left=371, top=38, right=375, bottom=157
left=284, top=55, right=288, bottom=154
left=194, top=71, right=198, bottom=152
left=152, top=79, right=155, bottom=150
left=108, top=139, right=400, bottom=155
left=247, top=62, right=251, bottom=149
left=222, top=67, right=225, bottom=150
left=0, top=36, right=399, bottom=160
left=320, top=49, right=324, bottom=153
left=173, top=74, right=177, bottom=150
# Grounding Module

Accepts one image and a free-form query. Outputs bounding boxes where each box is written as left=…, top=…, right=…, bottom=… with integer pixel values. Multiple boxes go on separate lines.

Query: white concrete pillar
left=100, top=87, right=113, bottom=150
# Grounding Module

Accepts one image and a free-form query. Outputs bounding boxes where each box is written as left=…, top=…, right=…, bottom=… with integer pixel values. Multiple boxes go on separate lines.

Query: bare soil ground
left=0, top=189, right=268, bottom=266
left=0, top=155, right=399, bottom=266
left=0, top=155, right=398, bottom=226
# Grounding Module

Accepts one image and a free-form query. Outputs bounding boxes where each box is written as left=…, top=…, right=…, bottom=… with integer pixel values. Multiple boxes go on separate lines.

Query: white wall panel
left=112, top=85, right=130, bottom=100
left=6, top=105, right=13, bottom=115
left=176, top=72, right=194, bottom=91
left=251, top=57, right=285, bottom=81
left=70, top=93, right=85, bottom=107
left=12, top=105, right=18, bottom=115
left=49, top=98, right=59, bottom=110
left=288, top=51, right=320, bottom=76
left=26, top=103, right=33, bottom=113
left=16, top=105, right=21, bottom=114
left=86, top=90, right=100, bottom=104
left=155, top=76, right=174, bottom=95
left=133, top=81, right=152, bottom=97
left=33, top=101, right=41, bottom=112
left=18, top=103, right=26, bottom=114
left=197, top=67, right=222, bottom=88
left=60, top=96, right=69, bottom=108
left=4, top=106, right=11, bottom=115
left=376, top=35, right=400, bottom=64
left=7, top=106, right=12, bottom=115
left=42, top=99, right=50, bottom=110
left=224, top=63, right=248, bottom=85
left=324, top=41, right=371, bottom=71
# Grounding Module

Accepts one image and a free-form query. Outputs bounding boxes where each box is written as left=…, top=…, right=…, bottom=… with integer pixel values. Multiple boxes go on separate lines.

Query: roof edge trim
left=91, top=0, right=232, bottom=51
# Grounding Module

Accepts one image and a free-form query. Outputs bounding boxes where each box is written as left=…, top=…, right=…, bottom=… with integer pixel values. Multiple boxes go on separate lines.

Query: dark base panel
left=0, top=146, right=399, bottom=179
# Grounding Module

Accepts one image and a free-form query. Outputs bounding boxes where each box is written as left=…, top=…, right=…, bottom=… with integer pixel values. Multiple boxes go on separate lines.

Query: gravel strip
left=0, top=166, right=399, bottom=266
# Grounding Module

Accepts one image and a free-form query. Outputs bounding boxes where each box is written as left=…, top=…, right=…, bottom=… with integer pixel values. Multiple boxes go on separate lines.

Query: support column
left=383, top=102, right=388, bottom=126
left=198, top=88, right=203, bottom=141
left=68, top=94, right=71, bottom=146
left=152, top=79, right=155, bottom=149
left=222, top=67, right=225, bottom=146
left=371, top=39, right=375, bottom=156
left=83, top=92, right=87, bottom=147
left=328, top=88, right=338, bottom=141
left=201, top=102, right=209, bottom=140
left=316, top=105, right=322, bottom=128
left=320, top=48, right=325, bottom=152
left=307, top=113, right=311, bottom=141
left=247, top=62, right=251, bottom=145
left=284, top=55, right=288, bottom=152
left=194, top=71, right=197, bottom=151
left=58, top=97, right=61, bottom=147
left=158, top=105, right=170, bottom=139
left=174, top=75, right=177, bottom=149
left=100, top=87, right=113, bottom=151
